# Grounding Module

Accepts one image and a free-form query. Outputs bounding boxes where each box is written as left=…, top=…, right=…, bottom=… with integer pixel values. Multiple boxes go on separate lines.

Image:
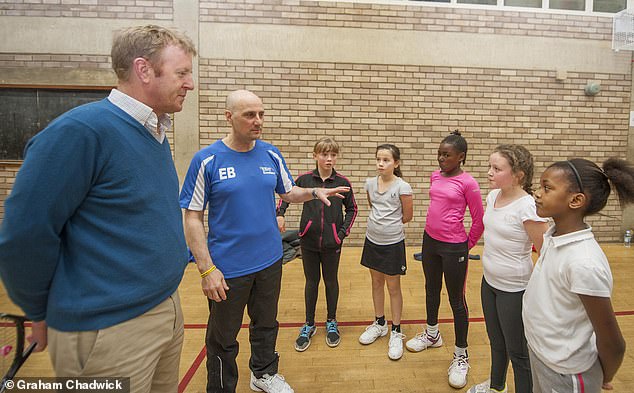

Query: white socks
left=454, top=345, right=468, bottom=358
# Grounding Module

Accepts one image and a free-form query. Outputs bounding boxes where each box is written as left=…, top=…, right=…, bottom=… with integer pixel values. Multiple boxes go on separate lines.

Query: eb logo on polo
left=219, top=167, right=236, bottom=180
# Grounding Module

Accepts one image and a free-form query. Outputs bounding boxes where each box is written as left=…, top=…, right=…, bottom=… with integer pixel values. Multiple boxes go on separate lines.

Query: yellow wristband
left=200, top=265, right=217, bottom=278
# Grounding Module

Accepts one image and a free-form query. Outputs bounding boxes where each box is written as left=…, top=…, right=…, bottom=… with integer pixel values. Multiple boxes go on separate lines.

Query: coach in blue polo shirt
left=179, top=89, right=349, bottom=393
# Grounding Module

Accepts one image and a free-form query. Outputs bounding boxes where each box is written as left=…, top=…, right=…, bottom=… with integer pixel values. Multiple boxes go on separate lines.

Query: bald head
left=226, top=90, right=262, bottom=112
left=223, top=90, right=265, bottom=149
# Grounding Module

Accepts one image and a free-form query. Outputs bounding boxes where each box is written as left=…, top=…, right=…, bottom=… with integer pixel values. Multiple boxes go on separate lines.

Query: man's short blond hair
left=111, top=24, right=197, bottom=81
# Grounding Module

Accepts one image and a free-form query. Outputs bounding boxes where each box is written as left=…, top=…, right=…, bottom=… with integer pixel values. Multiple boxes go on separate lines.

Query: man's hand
left=202, top=269, right=229, bottom=302
left=314, top=186, right=350, bottom=206
left=27, top=320, right=48, bottom=352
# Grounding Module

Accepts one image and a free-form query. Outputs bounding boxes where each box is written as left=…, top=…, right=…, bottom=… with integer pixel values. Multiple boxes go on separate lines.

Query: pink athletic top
left=424, top=170, right=484, bottom=249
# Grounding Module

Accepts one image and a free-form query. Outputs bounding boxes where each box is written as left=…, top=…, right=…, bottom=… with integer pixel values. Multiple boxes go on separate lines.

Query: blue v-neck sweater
left=0, top=99, right=188, bottom=331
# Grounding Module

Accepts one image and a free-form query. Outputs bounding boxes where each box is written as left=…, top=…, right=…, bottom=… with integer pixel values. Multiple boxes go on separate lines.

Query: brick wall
left=0, top=163, right=19, bottom=220
left=0, top=0, right=629, bottom=244
left=200, top=0, right=612, bottom=41
left=0, top=53, right=111, bottom=70
left=0, top=0, right=173, bottom=19
left=199, top=59, right=630, bottom=245
left=1, top=70, right=628, bottom=244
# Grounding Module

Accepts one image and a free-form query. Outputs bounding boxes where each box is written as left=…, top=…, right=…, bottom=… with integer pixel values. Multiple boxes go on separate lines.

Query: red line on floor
left=178, top=311, right=634, bottom=391
left=184, top=316, right=485, bottom=330
left=184, top=310, right=634, bottom=330
left=178, top=345, right=206, bottom=393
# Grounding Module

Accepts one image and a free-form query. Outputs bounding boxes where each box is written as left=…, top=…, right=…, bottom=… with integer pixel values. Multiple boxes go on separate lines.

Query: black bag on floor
left=281, top=230, right=301, bottom=264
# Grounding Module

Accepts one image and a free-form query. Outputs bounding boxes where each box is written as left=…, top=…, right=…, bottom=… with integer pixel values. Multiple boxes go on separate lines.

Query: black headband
left=566, top=160, right=584, bottom=193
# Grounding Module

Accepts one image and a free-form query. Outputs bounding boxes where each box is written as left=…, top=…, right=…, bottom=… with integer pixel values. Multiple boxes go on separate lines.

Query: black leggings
left=301, top=246, right=342, bottom=324
left=481, top=277, right=532, bottom=393
left=421, top=231, right=469, bottom=348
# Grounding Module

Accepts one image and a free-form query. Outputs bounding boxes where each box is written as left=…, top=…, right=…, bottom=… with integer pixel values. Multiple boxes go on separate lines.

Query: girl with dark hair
left=358, top=144, right=413, bottom=361
left=522, top=157, right=633, bottom=393
left=406, top=130, right=485, bottom=389
left=468, top=145, right=549, bottom=393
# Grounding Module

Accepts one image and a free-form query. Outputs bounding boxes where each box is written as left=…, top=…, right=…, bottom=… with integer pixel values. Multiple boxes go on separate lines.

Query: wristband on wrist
left=200, top=265, right=217, bottom=278
left=311, top=188, right=319, bottom=200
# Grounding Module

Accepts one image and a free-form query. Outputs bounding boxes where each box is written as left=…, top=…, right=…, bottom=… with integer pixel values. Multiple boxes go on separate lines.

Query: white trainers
left=405, top=331, right=443, bottom=352
left=250, top=372, right=294, bottom=393
left=467, top=380, right=508, bottom=393
left=358, top=320, right=388, bottom=345
left=387, top=330, right=405, bottom=360
left=448, top=354, right=470, bottom=389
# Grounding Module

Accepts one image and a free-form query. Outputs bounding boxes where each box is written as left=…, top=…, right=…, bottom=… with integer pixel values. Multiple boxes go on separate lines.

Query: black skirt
left=360, top=237, right=407, bottom=276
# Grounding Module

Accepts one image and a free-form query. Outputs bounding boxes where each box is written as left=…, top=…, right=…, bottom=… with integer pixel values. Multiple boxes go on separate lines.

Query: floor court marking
left=179, top=346, right=206, bottom=393
left=178, top=311, right=634, bottom=392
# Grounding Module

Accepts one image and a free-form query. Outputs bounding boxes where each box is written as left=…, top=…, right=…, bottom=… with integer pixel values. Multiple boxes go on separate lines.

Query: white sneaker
left=358, top=320, right=388, bottom=345
left=467, top=380, right=508, bottom=393
left=387, top=330, right=405, bottom=360
left=448, top=354, right=470, bottom=389
left=250, top=372, right=294, bottom=393
left=405, top=331, right=443, bottom=352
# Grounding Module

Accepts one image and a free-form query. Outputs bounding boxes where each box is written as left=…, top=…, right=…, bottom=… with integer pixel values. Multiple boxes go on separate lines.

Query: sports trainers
left=467, top=380, right=508, bottom=393
left=250, top=372, right=294, bottom=393
left=387, top=330, right=405, bottom=360
left=405, top=331, right=443, bottom=352
left=448, top=354, right=470, bottom=389
left=325, top=319, right=341, bottom=347
left=294, top=323, right=316, bottom=352
left=358, top=320, right=388, bottom=344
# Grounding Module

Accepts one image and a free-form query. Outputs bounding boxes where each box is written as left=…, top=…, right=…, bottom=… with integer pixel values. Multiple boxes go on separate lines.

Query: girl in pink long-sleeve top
left=406, top=130, right=484, bottom=390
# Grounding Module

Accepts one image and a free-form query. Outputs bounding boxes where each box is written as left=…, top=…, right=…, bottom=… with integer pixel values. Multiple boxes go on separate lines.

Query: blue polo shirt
left=179, top=139, right=295, bottom=278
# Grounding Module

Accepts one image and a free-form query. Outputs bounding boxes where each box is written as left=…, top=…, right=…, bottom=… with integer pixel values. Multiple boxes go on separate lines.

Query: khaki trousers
left=49, top=291, right=184, bottom=393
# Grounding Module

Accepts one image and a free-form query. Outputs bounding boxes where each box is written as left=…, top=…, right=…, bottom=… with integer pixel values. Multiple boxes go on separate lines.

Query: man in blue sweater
left=180, top=90, right=350, bottom=393
left=0, top=25, right=196, bottom=393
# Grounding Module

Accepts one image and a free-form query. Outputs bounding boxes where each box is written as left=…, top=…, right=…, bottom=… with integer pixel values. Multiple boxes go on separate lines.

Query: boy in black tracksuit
left=276, top=137, right=357, bottom=352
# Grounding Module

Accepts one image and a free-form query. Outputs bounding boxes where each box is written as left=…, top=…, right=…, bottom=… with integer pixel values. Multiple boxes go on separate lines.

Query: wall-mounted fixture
left=584, top=81, right=601, bottom=96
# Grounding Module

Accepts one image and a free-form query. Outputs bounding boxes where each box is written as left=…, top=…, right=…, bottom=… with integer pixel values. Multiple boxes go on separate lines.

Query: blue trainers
left=294, top=323, right=316, bottom=352
left=325, top=319, right=341, bottom=347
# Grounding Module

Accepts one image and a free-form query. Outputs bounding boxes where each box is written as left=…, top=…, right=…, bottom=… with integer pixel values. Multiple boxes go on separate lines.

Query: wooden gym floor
left=2, top=244, right=634, bottom=392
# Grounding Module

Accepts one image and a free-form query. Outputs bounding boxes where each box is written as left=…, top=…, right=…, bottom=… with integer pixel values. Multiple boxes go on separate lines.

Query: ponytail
left=441, top=130, right=468, bottom=165
left=602, top=158, right=634, bottom=209
left=551, top=157, right=634, bottom=216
